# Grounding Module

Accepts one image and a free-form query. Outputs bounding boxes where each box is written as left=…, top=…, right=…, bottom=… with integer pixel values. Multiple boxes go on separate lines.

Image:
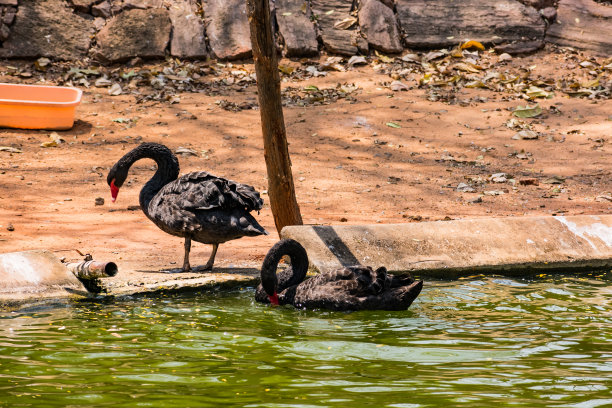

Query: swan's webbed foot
left=191, top=263, right=213, bottom=273
left=167, top=240, right=218, bottom=273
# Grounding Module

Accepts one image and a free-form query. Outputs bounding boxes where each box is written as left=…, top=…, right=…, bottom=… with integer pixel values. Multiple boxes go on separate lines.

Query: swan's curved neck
left=117, top=143, right=179, bottom=211
left=260, top=239, right=309, bottom=303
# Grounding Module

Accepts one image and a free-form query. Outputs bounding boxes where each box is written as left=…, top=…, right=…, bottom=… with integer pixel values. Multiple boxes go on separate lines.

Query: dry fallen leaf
left=513, top=104, right=542, bottom=118
left=543, top=175, right=566, bottom=184
left=34, top=57, right=51, bottom=72
left=512, top=130, right=539, bottom=140
left=595, top=194, right=612, bottom=202
left=95, top=77, right=112, bottom=87
left=347, top=55, right=367, bottom=67
left=40, top=132, right=65, bottom=148
left=278, top=65, right=294, bottom=75
left=175, top=147, right=198, bottom=157
left=505, top=118, right=532, bottom=130
left=375, top=51, right=394, bottom=63
left=456, top=182, right=476, bottom=192
left=525, top=86, right=553, bottom=99
left=0, top=146, right=22, bottom=153
left=455, top=62, right=482, bottom=73
left=490, top=173, right=508, bottom=183
left=333, top=17, right=357, bottom=30
left=461, top=40, right=485, bottom=51
left=390, top=80, right=408, bottom=91
left=422, top=50, right=446, bottom=61
left=109, top=83, right=123, bottom=96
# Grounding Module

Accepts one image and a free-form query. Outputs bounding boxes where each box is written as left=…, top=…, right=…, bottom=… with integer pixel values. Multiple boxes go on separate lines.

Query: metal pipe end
left=104, top=262, right=118, bottom=277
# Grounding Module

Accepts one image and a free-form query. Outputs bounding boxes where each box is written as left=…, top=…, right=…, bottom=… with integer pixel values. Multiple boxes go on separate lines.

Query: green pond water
left=1, top=273, right=610, bottom=408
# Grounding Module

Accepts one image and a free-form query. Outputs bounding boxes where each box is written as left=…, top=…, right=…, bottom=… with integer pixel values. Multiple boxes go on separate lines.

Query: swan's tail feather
left=239, top=213, right=267, bottom=236
left=381, top=280, right=424, bottom=310
left=243, top=222, right=268, bottom=236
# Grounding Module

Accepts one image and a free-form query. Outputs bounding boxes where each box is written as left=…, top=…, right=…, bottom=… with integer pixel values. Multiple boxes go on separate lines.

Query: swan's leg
left=194, top=243, right=218, bottom=272
left=182, top=237, right=192, bottom=271
left=204, top=243, right=219, bottom=270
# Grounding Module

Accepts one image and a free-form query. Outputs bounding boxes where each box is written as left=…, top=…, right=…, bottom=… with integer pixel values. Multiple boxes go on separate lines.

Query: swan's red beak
left=268, top=293, right=279, bottom=306
left=110, top=179, right=119, bottom=203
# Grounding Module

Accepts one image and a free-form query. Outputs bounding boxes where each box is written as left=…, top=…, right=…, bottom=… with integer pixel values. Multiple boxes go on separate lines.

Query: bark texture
left=247, top=0, right=303, bottom=234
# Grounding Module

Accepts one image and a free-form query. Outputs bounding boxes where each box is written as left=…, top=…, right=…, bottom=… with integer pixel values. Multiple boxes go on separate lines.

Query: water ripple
left=0, top=274, right=609, bottom=407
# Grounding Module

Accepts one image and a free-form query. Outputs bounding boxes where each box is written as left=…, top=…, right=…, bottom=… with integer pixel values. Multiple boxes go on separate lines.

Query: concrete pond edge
left=281, top=214, right=612, bottom=279
left=1, top=214, right=611, bottom=309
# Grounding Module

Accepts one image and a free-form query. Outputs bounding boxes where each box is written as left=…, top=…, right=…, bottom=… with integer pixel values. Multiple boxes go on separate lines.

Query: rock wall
left=0, top=0, right=608, bottom=62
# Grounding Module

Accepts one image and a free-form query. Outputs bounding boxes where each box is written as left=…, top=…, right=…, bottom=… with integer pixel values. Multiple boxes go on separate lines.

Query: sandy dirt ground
left=0, top=46, right=610, bottom=284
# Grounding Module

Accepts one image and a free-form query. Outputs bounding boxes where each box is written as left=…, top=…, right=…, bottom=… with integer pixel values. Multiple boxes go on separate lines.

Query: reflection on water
left=0, top=272, right=610, bottom=407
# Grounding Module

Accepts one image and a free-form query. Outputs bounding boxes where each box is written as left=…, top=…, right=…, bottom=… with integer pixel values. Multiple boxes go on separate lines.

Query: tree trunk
left=247, top=0, right=303, bottom=234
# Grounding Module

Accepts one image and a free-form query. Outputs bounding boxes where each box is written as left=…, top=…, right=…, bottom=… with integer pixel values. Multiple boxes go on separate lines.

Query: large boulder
left=204, top=0, right=251, bottom=60
left=546, top=0, right=612, bottom=56
left=311, top=0, right=368, bottom=56
left=0, top=5, right=16, bottom=42
left=0, top=0, right=93, bottom=60
left=396, top=0, right=546, bottom=48
left=276, top=0, right=319, bottom=57
left=359, top=0, right=403, bottom=54
left=169, top=0, right=208, bottom=58
left=93, top=8, right=171, bottom=63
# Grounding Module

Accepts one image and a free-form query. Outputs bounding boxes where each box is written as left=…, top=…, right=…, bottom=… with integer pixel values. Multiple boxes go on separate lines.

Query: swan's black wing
left=289, top=266, right=371, bottom=309
left=301, top=266, right=387, bottom=295
left=161, top=171, right=263, bottom=211
left=147, top=171, right=263, bottom=234
left=292, top=266, right=423, bottom=311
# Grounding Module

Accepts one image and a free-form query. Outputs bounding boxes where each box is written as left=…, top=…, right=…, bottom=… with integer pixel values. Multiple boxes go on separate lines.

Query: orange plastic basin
left=0, top=83, right=82, bottom=130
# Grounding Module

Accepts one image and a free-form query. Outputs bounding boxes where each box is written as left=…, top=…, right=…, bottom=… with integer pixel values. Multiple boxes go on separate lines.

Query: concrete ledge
left=3, top=215, right=610, bottom=308
left=100, top=269, right=259, bottom=298
left=0, top=250, right=90, bottom=308
left=0, top=249, right=259, bottom=309
left=281, top=215, right=612, bottom=278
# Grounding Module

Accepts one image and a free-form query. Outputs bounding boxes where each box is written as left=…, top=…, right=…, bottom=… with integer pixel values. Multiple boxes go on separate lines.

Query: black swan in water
left=255, top=239, right=423, bottom=310
left=107, top=142, right=267, bottom=272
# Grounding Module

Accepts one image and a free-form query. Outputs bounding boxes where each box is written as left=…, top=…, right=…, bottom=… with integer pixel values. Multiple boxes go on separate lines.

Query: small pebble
left=7, top=223, right=14, bottom=231
left=95, top=197, right=105, bottom=206
left=519, top=178, right=539, bottom=186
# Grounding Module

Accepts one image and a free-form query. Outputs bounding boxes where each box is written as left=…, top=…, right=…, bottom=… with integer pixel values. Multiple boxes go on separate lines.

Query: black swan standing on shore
left=107, top=142, right=267, bottom=272
left=255, top=239, right=423, bottom=310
